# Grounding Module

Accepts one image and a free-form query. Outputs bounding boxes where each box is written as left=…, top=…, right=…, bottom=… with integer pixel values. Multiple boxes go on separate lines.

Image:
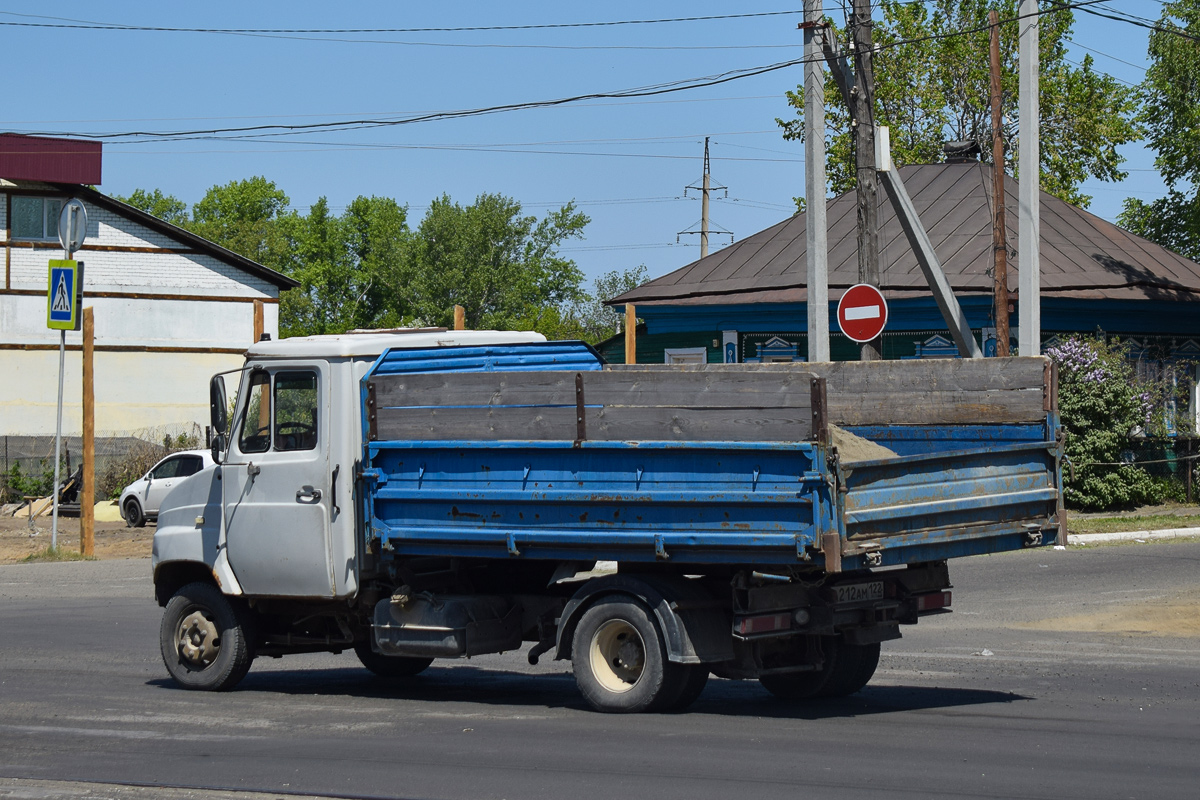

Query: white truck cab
left=151, top=329, right=546, bottom=687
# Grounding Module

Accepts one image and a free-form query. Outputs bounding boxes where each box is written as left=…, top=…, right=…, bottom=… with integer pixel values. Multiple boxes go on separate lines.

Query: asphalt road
left=2, top=543, right=1199, bottom=800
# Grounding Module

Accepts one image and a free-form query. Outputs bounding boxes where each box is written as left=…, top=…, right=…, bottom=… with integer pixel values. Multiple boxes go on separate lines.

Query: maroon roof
left=0, top=134, right=101, bottom=185
left=610, top=162, right=1200, bottom=306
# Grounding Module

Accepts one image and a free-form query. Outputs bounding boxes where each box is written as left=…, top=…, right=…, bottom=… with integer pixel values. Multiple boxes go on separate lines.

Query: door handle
left=296, top=485, right=322, bottom=503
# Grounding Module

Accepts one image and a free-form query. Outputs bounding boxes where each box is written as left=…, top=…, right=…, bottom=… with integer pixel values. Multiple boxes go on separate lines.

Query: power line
left=0, top=9, right=807, bottom=34
left=12, top=0, right=1112, bottom=146
left=1078, top=4, right=1200, bottom=44
left=1064, top=37, right=1148, bottom=72
left=21, top=58, right=818, bottom=142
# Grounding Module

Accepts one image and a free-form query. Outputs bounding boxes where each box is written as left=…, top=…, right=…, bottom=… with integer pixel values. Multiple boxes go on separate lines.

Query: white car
left=119, top=450, right=214, bottom=527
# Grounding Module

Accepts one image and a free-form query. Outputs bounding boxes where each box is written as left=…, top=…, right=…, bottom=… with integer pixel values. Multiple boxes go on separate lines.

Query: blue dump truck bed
left=360, top=342, right=1063, bottom=572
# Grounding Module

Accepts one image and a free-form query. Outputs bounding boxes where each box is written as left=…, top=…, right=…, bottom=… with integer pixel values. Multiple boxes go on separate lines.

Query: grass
left=20, top=545, right=97, bottom=563
left=1068, top=514, right=1200, bottom=535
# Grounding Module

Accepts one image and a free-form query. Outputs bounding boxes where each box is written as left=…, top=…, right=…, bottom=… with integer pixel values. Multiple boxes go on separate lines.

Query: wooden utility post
left=989, top=9, right=1011, bottom=356
left=453, top=305, right=466, bottom=331
left=851, top=0, right=881, bottom=360
left=624, top=304, right=637, bottom=365
left=81, top=307, right=94, bottom=557
left=253, top=299, right=264, bottom=343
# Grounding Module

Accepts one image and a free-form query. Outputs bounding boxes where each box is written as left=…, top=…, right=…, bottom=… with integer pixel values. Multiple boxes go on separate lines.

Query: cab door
left=223, top=363, right=335, bottom=597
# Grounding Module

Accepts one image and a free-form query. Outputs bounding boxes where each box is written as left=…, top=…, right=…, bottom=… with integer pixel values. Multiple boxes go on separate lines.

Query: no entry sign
left=837, top=284, right=888, bottom=343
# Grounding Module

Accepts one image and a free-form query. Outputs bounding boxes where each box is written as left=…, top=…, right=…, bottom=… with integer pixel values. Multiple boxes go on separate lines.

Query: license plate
left=835, top=581, right=884, bottom=604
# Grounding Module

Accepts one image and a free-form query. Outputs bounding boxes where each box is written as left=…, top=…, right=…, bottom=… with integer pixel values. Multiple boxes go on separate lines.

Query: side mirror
left=210, top=375, right=228, bottom=435
left=210, top=433, right=225, bottom=466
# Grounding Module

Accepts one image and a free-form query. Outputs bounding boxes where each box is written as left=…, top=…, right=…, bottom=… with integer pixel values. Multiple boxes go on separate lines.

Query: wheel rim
left=176, top=608, right=220, bottom=669
left=125, top=502, right=138, bottom=522
left=589, top=619, right=645, bottom=694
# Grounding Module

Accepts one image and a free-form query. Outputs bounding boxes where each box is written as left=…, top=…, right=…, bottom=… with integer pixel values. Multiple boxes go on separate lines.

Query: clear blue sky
left=2, top=1, right=1164, bottom=286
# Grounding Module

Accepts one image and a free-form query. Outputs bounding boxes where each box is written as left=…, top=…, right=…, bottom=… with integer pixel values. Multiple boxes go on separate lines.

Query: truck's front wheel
left=571, top=597, right=683, bottom=713
left=160, top=582, right=255, bottom=691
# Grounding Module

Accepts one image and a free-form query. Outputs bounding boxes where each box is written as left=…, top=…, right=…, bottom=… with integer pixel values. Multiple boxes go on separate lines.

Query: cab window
left=274, top=371, right=318, bottom=451
left=237, top=371, right=271, bottom=453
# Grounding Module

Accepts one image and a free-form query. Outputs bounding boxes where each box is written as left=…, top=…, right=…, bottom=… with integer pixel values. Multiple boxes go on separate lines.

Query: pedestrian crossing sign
left=47, top=260, right=83, bottom=331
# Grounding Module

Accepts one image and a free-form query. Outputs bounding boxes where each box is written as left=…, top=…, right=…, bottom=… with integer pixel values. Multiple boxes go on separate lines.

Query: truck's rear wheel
left=758, top=639, right=880, bottom=700
left=160, top=582, right=254, bottom=691
left=353, top=641, right=433, bottom=678
left=821, top=642, right=880, bottom=697
left=572, top=597, right=682, bottom=713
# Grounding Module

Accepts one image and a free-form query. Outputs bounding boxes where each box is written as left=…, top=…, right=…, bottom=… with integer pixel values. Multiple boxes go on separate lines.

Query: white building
left=0, top=135, right=297, bottom=437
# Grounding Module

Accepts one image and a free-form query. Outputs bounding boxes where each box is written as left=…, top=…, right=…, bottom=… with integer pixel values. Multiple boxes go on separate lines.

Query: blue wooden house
left=602, top=161, right=1200, bottom=390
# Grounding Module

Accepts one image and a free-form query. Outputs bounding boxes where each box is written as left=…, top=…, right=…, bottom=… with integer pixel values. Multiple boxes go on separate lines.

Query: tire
left=758, top=637, right=842, bottom=700
left=160, top=582, right=254, bottom=691
left=832, top=642, right=880, bottom=696
left=124, top=498, right=145, bottom=528
left=759, top=639, right=881, bottom=700
left=663, top=664, right=710, bottom=712
left=572, top=597, right=681, bottom=714
left=353, top=641, right=434, bottom=678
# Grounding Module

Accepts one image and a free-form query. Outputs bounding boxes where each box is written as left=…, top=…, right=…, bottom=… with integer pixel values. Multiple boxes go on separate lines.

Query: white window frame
left=664, top=347, right=708, bottom=365
left=11, top=196, right=64, bottom=241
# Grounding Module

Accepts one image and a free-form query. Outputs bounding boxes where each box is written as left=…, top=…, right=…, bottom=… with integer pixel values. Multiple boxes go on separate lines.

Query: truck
left=152, top=328, right=1065, bottom=713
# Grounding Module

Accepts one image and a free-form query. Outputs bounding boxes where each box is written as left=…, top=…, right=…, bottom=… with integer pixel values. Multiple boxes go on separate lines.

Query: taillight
left=733, top=613, right=792, bottom=635
left=915, top=591, right=952, bottom=611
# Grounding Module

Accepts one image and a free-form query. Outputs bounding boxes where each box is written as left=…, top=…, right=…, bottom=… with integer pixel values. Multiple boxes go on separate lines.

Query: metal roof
left=0, top=134, right=102, bottom=185
left=610, top=162, right=1200, bottom=307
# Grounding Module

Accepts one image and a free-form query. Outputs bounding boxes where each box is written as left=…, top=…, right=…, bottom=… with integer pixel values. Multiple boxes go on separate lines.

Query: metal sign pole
left=49, top=201, right=87, bottom=550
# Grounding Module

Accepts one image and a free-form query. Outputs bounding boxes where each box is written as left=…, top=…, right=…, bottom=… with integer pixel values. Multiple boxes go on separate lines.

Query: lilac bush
left=1046, top=336, right=1160, bottom=510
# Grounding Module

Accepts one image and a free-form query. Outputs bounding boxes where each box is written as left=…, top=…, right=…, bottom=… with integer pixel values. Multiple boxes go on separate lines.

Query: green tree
left=778, top=0, right=1141, bottom=207
left=113, top=188, right=190, bottom=225
left=188, top=176, right=295, bottom=268
left=1118, top=1, right=1200, bottom=259
left=279, top=196, right=411, bottom=337
left=407, top=193, right=589, bottom=330
left=511, top=266, right=649, bottom=343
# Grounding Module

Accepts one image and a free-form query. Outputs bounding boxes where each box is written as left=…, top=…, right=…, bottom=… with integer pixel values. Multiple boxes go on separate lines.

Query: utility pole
left=1018, top=0, right=1041, bottom=356
left=681, top=138, right=729, bottom=256
left=701, top=138, right=711, bottom=258
left=989, top=9, right=1011, bottom=357
left=851, top=0, right=881, bottom=360
left=803, top=0, right=830, bottom=363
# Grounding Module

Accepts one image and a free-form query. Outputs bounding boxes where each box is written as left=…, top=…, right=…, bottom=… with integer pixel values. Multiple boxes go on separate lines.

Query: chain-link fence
left=1, top=422, right=205, bottom=504
left=1082, top=436, right=1200, bottom=504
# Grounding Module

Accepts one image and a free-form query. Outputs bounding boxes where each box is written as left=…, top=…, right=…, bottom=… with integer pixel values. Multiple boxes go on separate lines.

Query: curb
left=1068, top=527, right=1200, bottom=545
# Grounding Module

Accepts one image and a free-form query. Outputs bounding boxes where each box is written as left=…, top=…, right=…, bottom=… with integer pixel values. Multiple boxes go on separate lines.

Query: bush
left=1047, top=336, right=1161, bottom=510
left=2, top=459, right=66, bottom=504
left=96, top=432, right=201, bottom=500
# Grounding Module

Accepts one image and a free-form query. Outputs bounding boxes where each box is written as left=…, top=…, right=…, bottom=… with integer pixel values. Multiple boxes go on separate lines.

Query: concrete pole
left=1018, top=0, right=1041, bottom=356
left=989, top=10, right=1011, bottom=357
left=81, top=307, right=94, bottom=557
left=804, top=0, right=830, bottom=363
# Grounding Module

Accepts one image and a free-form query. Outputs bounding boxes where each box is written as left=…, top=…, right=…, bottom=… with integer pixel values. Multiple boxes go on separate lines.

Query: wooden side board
left=371, top=369, right=817, bottom=442
left=369, top=357, right=1052, bottom=443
